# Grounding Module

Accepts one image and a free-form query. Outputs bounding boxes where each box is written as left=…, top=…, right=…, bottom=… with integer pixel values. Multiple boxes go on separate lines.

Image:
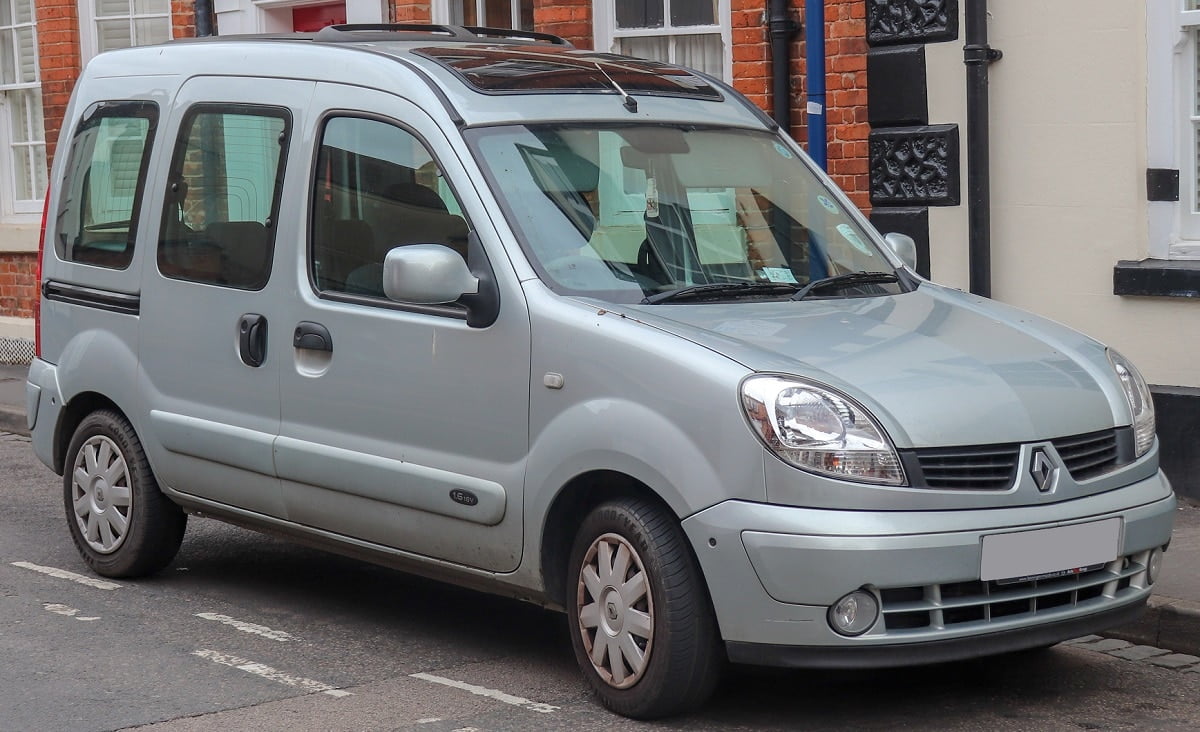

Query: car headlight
left=1107, top=349, right=1155, bottom=458
left=740, top=375, right=906, bottom=485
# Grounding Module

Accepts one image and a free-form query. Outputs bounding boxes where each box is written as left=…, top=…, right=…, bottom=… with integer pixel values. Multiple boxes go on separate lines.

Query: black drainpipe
left=195, top=0, right=216, bottom=37
left=768, top=0, right=800, bottom=131
left=963, top=0, right=1001, bottom=297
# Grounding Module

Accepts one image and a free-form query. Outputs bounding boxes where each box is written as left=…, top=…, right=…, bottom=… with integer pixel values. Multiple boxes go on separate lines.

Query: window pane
left=96, top=0, right=131, bottom=17
left=1, top=29, right=16, bottom=84
left=485, top=0, right=511, bottom=28
left=14, top=0, right=31, bottom=24
left=675, top=33, right=723, bottom=78
left=519, top=0, right=533, bottom=31
left=670, top=0, right=716, bottom=26
left=0, top=0, right=12, bottom=24
left=616, top=0, right=664, bottom=30
left=311, top=117, right=469, bottom=298
left=55, top=102, right=158, bottom=269
left=97, top=19, right=132, bottom=52
left=450, top=0, right=477, bottom=26
left=159, top=108, right=289, bottom=289
left=616, top=35, right=669, bottom=65
left=8, top=83, right=29, bottom=141
left=133, top=0, right=168, bottom=14
left=16, top=25, right=35, bottom=81
left=133, top=17, right=169, bottom=45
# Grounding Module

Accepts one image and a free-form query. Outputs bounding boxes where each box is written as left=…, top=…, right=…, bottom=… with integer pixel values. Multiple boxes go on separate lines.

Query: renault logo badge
left=1030, top=448, right=1060, bottom=493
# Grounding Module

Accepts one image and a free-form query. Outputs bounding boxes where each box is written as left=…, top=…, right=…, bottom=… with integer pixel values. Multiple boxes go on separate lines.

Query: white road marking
left=192, top=650, right=352, bottom=697
left=12, top=561, right=121, bottom=590
left=44, top=603, right=100, bottom=621
left=416, top=719, right=442, bottom=725
left=195, top=613, right=297, bottom=642
left=409, top=672, right=559, bottom=714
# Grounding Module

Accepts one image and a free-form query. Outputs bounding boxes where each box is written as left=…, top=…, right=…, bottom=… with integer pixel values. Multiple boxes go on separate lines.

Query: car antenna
left=595, top=62, right=638, bottom=113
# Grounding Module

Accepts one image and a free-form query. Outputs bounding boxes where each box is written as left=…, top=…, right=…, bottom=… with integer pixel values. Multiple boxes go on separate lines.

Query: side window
left=310, top=116, right=469, bottom=300
left=54, top=101, right=158, bottom=269
left=158, top=106, right=289, bottom=290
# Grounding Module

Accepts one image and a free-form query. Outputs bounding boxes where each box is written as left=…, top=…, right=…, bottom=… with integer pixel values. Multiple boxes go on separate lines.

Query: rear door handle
left=293, top=321, right=333, bottom=352
left=238, top=313, right=268, bottom=367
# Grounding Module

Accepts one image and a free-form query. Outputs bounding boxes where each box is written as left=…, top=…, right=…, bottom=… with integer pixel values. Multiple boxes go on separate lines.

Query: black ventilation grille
left=1052, top=430, right=1119, bottom=482
left=909, top=443, right=1020, bottom=490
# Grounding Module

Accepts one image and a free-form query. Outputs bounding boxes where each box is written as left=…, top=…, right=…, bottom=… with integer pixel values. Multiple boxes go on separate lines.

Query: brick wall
left=0, top=253, right=38, bottom=319
left=392, top=1, right=432, bottom=23
left=533, top=0, right=591, bottom=49
left=34, top=0, right=81, bottom=162
left=172, top=1, right=196, bottom=39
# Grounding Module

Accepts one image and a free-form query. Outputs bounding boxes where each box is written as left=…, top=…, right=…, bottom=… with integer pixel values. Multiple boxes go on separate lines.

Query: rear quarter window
left=54, top=101, right=159, bottom=269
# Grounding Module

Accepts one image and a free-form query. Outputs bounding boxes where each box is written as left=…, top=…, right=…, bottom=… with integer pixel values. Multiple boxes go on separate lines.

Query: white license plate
left=980, top=518, right=1122, bottom=583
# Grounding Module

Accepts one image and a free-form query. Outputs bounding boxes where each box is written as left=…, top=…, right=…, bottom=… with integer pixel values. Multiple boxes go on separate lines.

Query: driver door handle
left=293, top=321, right=333, bottom=352
left=238, top=313, right=268, bottom=367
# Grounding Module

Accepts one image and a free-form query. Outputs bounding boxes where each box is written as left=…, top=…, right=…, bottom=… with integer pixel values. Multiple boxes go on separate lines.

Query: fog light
left=1147, top=547, right=1164, bottom=585
left=828, top=589, right=879, bottom=637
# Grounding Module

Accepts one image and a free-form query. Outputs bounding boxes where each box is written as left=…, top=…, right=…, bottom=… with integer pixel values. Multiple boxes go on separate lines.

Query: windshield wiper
left=642, top=281, right=800, bottom=305
left=791, top=271, right=901, bottom=301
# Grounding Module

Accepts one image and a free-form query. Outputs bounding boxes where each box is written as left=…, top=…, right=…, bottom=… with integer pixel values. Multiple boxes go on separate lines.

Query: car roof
left=82, top=24, right=775, bottom=131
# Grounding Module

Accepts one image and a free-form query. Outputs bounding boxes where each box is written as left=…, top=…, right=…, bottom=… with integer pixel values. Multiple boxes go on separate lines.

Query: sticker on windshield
left=817, top=195, right=839, bottom=214
left=837, top=224, right=874, bottom=255
left=760, top=267, right=799, bottom=284
left=773, top=142, right=794, bottom=159
left=645, top=177, right=660, bottom=218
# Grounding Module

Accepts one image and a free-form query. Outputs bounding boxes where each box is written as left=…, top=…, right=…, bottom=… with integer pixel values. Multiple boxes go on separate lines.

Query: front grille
left=910, top=444, right=1020, bottom=490
left=878, top=551, right=1149, bottom=635
left=904, top=428, right=1125, bottom=490
left=1053, top=429, right=1119, bottom=481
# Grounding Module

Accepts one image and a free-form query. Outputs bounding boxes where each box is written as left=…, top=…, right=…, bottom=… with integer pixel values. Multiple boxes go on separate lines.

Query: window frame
left=593, top=0, right=732, bottom=83
left=77, top=0, right=174, bottom=64
left=157, top=103, right=291, bottom=290
left=1149, top=2, right=1200, bottom=258
left=306, top=110, right=476, bottom=319
left=0, top=0, right=46, bottom=219
left=432, top=0, right=533, bottom=31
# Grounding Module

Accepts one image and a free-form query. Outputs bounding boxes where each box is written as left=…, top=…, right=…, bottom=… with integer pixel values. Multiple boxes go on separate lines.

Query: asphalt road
left=3, top=429, right=1200, bottom=732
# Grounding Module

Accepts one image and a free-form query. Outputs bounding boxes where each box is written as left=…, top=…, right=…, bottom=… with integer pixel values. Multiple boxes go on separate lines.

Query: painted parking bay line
left=192, top=649, right=352, bottom=697
left=44, top=603, right=101, bottom=621
left=195, top=612, right=298, bottom=642
left=11, top=561, right=121, bottom=590
left=409, top=672, right=558, bottom=714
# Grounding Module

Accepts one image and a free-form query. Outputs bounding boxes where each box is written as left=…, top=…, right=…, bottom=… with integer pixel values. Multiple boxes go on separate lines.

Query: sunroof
left=414, top=46, right=723, bottom=101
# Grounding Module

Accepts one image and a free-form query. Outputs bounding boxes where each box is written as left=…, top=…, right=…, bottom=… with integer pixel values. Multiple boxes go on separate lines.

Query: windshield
left=468, top=124, right=904, bottom=304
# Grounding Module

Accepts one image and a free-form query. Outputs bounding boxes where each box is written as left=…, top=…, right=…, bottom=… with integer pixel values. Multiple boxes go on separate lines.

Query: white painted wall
left=925, top=0, right=1198, bottom=388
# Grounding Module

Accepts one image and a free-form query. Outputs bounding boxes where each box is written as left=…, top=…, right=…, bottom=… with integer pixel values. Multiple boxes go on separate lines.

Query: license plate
left=980, top=518, right=1122, bottom=583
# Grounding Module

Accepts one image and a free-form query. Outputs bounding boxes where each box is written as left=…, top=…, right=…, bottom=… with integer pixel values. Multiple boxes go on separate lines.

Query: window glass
left=607, top=0, right=727, bottom=81
left=158, top=107, right=289, bottom=289
left=448, top=0, right=534, bottom=31
left=671, top=0, right=715, bottom=26
left=87, top=0, right=171, bottom=55
left=55, top=101, right=157, bottom=268
left=311, top=116, right=469, bottom=299
left=470, top=124, right=898, bottom=304
left=1, top=0, right=47, bottom=212
left=617, top=0, right=663, bottom=29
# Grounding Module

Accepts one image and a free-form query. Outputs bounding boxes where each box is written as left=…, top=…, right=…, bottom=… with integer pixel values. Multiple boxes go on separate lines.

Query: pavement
left=2, top=361, right=1198, bottom=657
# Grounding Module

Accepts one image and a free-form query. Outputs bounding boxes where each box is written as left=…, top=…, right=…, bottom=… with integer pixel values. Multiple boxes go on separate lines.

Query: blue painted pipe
left=805, top=0, right=827, bottom=170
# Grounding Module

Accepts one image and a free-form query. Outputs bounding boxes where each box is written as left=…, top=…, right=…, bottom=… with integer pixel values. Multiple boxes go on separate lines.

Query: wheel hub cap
left=576, top=532, right=654, bottom=689
left=71, top=435, right=132, bottom=555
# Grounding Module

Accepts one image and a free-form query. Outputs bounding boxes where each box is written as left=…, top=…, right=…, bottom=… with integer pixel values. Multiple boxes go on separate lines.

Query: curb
left=1103, top=595, right=1200, bottom=657
left=0, top=405, right=27, bottom=436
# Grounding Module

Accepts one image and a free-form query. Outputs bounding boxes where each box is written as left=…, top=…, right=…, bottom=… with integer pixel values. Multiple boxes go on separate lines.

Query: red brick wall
left=0, top=253, right=38, bottom=319
left=823, top=0, right=869, bottom=211
left=34, top=0, right=81, bottom=162
left=392, top=1, right=432, bottom=23
left=533, top=0, right=591, bottom=49
left=172, top=1, right=197, bottom=39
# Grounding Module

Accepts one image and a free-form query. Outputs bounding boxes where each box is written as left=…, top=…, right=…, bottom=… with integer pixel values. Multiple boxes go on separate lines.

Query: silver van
left=26, top=25, right=1174, bottom=719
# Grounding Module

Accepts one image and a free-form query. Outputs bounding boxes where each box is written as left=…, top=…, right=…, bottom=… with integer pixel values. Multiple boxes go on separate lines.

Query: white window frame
left=1149, top=1, right=1200, bottom=259
left=432, top=0, right=532, bottom=30
left=594, top=0, right=732, bottom=82
left=77, top=0, right=174, bottom=64
left=0, top=0, right=45, bottom=219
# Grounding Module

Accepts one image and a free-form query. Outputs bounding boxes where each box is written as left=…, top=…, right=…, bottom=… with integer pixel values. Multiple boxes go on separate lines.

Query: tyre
left=566, top=498, right=723, bottom=719
left=63, top=410, right=187, bottom=578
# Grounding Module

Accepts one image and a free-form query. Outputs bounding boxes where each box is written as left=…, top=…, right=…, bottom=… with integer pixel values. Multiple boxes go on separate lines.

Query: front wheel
left=63, top=409, right=186, bottom=577
left=566, top=498, right=723, bottom=719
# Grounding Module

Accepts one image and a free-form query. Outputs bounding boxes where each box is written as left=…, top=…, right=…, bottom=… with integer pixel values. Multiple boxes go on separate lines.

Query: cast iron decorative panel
left=870, top=125, right=960, bottom=206
left=867, top=0, right=958, bottom=46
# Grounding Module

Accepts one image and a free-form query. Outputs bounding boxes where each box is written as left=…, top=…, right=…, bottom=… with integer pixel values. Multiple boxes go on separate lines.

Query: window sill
left=0, top=222, right=39, bottom=253
left=1113, top=259, right=1200, bottom=299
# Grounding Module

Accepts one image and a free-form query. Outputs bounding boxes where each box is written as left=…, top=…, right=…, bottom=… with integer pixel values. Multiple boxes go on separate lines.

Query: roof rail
left=313, top=23, right=572, bottom=47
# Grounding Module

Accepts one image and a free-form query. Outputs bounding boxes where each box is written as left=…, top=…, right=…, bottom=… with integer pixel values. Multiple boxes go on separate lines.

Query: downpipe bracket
left=963, top=44, right=1003, bottom=65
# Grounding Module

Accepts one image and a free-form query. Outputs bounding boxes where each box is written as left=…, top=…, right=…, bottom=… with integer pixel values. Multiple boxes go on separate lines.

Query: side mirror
left=883, top=232, right=918, bottom=271
left=382, top=244, right=478, bottom=305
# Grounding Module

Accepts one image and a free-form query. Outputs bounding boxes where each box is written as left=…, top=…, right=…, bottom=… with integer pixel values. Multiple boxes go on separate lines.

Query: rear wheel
left=63, top=410, right=186, bottom=577
left=566, top=498, right=723, bottom=719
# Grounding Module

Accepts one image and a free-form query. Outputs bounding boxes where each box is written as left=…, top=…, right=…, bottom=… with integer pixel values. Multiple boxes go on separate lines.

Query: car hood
left=605, top=284, right=1129, bottom=448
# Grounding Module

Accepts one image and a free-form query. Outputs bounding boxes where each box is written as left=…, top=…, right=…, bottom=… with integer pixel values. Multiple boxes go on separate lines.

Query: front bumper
left=682, top=471, right=1175, bottom=667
